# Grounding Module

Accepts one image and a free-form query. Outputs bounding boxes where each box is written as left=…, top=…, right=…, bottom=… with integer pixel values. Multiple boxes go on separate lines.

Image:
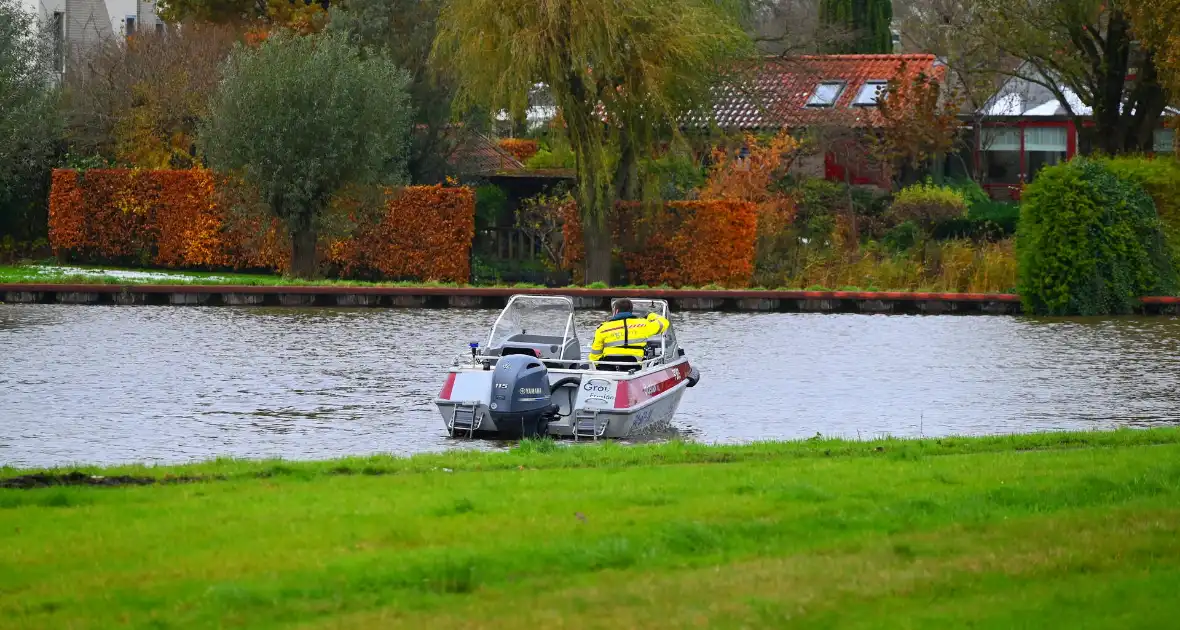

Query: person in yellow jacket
left=588, top=299, right=670, bottom=369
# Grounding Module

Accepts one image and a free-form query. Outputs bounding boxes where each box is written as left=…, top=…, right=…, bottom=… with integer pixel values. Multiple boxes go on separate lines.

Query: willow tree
left=433, top=0, right=751, bottom=284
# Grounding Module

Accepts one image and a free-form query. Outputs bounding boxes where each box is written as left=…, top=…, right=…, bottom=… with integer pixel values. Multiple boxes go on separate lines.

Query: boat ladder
left=448, top=403, right=481, bottom=438
left=573, top=409, right=605, bottom=441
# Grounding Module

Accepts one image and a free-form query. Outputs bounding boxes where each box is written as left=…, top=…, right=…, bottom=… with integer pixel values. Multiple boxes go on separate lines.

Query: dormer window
left=852, top=81, right=888, bottom=106
left=806, top=81, right=846, bottom=108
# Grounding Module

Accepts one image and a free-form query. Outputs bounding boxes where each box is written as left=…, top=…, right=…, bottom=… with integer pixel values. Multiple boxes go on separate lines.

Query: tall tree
left=977, top=0, right=1168, bottom=155
left=1127, top=0, right=1180, bottom=123
left=60, top=23, right=239, bottom=168
left=820, top=0, right=894, bottom=54
left=200, top=30, right=412, bottom=277
left=0, top=0, right=60, bottom=241
left=895, top=0, right=1012, bottom=116
left=875, top=63, right=962, bottom=186
left=740, top=0, right=834, bottom=56
left=433, top=0, right=751, bottom=284
left=327, top=0, right=484, bottom=184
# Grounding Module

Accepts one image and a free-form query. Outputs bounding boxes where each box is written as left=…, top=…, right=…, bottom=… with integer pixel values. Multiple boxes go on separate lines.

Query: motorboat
left=435, top=294, right=700, bottom=439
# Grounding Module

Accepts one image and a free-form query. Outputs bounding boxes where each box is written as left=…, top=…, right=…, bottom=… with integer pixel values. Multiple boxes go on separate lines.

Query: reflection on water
left=2, top=304, right=1179, bottom=467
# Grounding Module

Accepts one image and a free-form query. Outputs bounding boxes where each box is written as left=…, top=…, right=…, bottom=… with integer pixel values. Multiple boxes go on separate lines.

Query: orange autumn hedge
left=49, top=169, right=230, bottom=267
left=48, top=169, right=474, bottom=283
left=562, top=200, right=757, bottom=287
left=325, top=185, right=474, bottom=282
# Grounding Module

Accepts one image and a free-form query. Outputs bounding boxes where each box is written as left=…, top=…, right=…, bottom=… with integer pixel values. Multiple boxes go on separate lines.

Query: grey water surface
left=2, top=304, right=1179, bottom=467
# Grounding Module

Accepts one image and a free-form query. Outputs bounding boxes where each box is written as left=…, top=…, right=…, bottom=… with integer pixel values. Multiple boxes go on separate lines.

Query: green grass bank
left=0, top=263, right=496, bottom=289
left=0, top=262, right=1018, bottom=293
left=3, top=429, right=1180, bottom=629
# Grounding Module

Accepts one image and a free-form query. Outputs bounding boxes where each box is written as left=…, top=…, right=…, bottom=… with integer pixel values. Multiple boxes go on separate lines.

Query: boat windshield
left=487, top=295, right=576, bottom=350
left=622, top=298, right=669, bottom=319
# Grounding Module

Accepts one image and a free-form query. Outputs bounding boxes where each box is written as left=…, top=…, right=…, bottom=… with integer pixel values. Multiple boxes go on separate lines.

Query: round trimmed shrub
left=1017, top=157, right=1176, bottom=315
left=887, top=180, right=968, bottom=234
left=1102, top=156, right=1180, bottom=275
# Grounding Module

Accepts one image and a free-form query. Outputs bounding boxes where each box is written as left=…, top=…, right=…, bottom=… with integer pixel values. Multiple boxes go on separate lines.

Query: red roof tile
left=707, top=54, right=946, bottom=130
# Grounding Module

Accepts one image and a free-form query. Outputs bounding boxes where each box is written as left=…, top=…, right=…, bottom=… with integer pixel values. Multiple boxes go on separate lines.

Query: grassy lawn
left=2, top=429, right=1179, bottom=629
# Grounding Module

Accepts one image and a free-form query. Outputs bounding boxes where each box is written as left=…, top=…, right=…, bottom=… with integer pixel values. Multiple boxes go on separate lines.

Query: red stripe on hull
left=615, top=362, right=691, bottom=409
left=439, top=372, right=456, bottom=400
left=614, top=380, right=629, bottom=409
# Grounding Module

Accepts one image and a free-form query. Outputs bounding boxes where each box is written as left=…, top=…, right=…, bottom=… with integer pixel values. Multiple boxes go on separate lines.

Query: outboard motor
left=489, top=355, right=560, bottom=437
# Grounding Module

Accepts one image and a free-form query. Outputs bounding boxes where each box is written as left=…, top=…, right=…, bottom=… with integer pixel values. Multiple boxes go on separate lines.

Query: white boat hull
left=436, top=358, right=692, bottom=439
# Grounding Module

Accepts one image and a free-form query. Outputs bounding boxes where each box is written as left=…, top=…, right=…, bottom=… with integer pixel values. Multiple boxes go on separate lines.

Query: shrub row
left=326, top=185, right=475, bottom=282
left=561, top=200, right=758, bottom=287
left=48, top=169, right=474, bottom=283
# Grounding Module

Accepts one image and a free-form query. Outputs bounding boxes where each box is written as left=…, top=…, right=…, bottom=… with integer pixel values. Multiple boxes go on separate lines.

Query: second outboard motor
left=489, top=355, right=559, bottom=437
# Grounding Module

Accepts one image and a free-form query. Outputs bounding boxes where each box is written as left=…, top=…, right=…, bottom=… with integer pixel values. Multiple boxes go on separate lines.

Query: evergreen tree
left=820, top=0, right=893, bottom=54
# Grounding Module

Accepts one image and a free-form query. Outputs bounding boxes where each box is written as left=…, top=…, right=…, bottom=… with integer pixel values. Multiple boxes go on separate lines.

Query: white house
left=973, top=62, right=1176, bottom=199
left=21, top=0, right=163, bottom=73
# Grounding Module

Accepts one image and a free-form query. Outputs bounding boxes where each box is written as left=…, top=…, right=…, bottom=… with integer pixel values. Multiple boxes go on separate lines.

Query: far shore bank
left=6, top=263, right=1180, bottom=314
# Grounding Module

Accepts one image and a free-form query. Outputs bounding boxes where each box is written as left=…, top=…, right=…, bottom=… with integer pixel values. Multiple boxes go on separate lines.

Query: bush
left=779, top=177, right=888, bottom=220
left=1102, top=156, right=1180, bottom=274
left=643, top=151, right=706, bottom=201
left=883, top=221, right=920, bottom=252
left=498, top=138, right=539, bottom=163
left=1017, top=158, right=1176, bottom=315
left=326, top=185, right=475, bottom=283
left=525, top=144, right=576, bottom=170
left=946, top=178, right=990, bottom=208
left=49, top=169, right=475, bottom=282
left=561, top=200, right=758, bottom=287
left=888, top=180, right=967, bottom=233
left=514, top=191, right=573, bottom=271
left=474, top=185, right=509, bottom=230
left=932, top=199, right=1020, bottom=241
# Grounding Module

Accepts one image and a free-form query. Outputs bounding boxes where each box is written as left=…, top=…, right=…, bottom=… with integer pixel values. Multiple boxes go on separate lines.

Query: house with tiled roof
left=708, top=53, right=946, bottom=130
left=705, top=53, right=949, bottom=187
left=489, top=54, right=958, bottom=189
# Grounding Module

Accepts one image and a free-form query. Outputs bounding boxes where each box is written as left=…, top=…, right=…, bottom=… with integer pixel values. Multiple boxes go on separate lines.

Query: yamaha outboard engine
left=489, top=354, right=559, bottom=437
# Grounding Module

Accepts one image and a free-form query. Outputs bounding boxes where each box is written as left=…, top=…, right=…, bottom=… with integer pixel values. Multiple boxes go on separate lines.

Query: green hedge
left=1102, top=156, right=1180, bottom=275
left=1017, top=157, right=1176, bottom=315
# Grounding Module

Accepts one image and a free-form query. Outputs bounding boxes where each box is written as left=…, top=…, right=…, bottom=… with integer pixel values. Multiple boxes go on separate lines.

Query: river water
left=2, top=304, right=1179, bottom=467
